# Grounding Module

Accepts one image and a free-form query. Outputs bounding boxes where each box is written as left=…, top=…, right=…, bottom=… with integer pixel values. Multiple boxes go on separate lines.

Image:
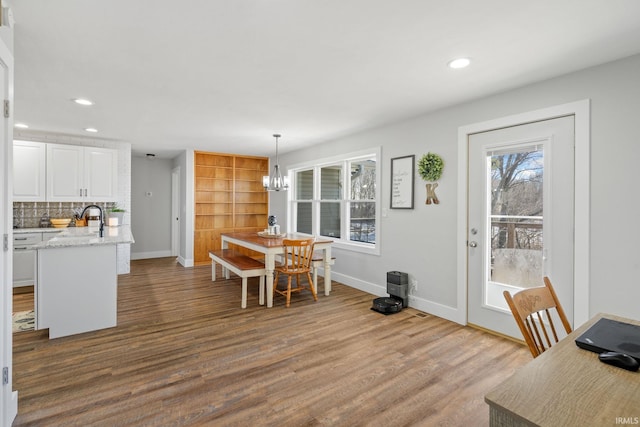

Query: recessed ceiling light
left=14, top=123, right=29, bottom=129
left=448, top=58, right=471, bottom=69
left=74, top=98, right=94, bottom=106
left=84, top=127, right=98, bottom=133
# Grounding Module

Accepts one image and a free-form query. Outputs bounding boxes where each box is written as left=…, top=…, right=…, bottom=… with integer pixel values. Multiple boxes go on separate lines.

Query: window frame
left=288, top=147, right=381, bottom=255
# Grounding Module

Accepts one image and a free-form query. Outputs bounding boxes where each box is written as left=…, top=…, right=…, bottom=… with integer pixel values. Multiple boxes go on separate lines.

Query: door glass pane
left=489, top=146, right=544, bottom=295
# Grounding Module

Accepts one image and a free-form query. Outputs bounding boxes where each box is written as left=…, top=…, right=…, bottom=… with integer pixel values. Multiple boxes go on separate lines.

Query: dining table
left=220, top=231, right=334, bottom=308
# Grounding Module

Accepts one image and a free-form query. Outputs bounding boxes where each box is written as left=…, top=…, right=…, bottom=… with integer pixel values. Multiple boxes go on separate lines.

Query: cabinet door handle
left=84, top=188, right=87, bottom=197
left=14, top=247, right=29, bottom=250
left=15, top=237, right=27, bottom=240
left=80, top=189, right=83, bottom=197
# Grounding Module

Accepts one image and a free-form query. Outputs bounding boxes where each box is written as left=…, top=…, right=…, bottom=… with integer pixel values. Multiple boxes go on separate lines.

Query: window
left=290, top=149, right=380, bottom=254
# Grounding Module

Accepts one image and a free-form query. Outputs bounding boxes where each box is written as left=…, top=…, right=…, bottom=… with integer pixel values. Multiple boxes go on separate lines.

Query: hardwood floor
left=13, top=257, right=530, bottom=426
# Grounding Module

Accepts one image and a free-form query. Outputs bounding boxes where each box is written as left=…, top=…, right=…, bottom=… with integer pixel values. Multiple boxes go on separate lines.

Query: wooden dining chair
left=274, top=238, right=318, bottom=307
left=503, top=276, right=572, bottom=358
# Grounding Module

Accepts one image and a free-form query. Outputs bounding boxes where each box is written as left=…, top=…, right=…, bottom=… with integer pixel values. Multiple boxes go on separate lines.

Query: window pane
left=321, top=166, right=342, bottom=200
left=350, top=159, right=376, bottom=200
left=350, top=202, right=375, bottom=244
left=320, top=202, right=340, bottom=238
left=296, top=170, right=313, bottom=200
left=296, top=202, right=312, bottom=234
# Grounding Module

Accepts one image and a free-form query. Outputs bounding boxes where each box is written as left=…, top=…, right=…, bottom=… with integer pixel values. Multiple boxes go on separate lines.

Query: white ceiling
left=10, top=1, right=640, bottom=158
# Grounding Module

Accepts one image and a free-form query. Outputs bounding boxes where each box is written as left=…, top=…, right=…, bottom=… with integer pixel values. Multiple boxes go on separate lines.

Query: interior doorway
left=171, top=167, right=180, bottom=258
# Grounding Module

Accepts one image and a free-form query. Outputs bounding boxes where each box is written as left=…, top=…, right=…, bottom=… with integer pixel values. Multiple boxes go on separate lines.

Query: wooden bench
left=209, top=250, right=266, bottom=308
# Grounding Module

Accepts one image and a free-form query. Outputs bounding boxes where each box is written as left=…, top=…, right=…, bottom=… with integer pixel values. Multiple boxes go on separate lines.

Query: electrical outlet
left=410, top=278, right=418, bottom=294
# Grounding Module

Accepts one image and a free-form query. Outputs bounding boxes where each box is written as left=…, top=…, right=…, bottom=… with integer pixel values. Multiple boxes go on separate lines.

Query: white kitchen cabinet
left=46, top=143, right=118, bottom=202
left=13, top=233, right=41, bottom=287
left=13, top=140, right=46, bottom=201
left=84, top=146, right=119, bottom=200
left=13, top=232, right=58, bottom=287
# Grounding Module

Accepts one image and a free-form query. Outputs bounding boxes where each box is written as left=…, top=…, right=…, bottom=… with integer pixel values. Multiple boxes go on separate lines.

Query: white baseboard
left=178, top=256, right=194, bottom=268
left=328, top=270, right=463, bottom=325
left=130, top=250, right=173, bottom=260
left=130, top=252, right=194, bottom=268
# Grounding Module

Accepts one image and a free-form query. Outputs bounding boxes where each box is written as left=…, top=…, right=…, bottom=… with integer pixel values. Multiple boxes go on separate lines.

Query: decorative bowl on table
left=257, top=231, right=286, bottom=238
left=50, top=218, right=72, bottom=228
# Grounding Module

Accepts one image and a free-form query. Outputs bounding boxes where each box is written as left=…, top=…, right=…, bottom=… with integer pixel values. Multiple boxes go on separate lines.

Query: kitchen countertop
left=14, top=227, right=65, bottom=234
left=32, top=225, right=135, bottom=249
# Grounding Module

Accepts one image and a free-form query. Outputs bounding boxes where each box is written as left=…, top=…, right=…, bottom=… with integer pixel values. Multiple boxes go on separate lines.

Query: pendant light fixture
left=263, top=134, right=290, bottom=191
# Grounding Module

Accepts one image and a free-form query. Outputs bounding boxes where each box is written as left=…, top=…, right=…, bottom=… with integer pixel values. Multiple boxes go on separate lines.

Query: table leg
left=265, top=253, right=275, bottom=307
left=220, top=239, right=229, bottom=279
left=324, top=247, right=332, bottom=296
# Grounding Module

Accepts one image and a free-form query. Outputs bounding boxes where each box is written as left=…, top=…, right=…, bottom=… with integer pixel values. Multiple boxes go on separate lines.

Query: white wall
left=273, top=53, right=640, bottom=322
left=130, top=156, right=173, bottom=259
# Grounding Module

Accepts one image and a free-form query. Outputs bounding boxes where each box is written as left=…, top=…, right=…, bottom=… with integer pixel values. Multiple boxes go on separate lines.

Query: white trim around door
left=456, top=99, right=591, bottom=328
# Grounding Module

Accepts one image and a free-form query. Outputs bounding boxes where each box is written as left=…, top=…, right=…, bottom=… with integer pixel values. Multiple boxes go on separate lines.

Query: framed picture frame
left=390, top=155, right=415, bottom=209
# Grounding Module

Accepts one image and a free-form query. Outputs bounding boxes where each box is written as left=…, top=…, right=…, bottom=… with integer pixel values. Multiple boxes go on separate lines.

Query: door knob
left=469, top=241, right=478, bottom=248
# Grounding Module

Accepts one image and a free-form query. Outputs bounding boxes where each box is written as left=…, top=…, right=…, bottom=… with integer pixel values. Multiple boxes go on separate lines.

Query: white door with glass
left=467, top=116, right=575, bottom=338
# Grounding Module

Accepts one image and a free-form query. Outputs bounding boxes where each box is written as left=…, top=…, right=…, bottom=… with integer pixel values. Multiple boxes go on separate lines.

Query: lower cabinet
left=13, top=232, right=58, bottom=287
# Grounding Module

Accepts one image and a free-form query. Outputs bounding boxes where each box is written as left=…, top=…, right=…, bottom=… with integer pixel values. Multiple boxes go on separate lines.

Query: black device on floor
left=371, top=297, right=403, bottom=314
left=372, top=271, right=409, bottom=314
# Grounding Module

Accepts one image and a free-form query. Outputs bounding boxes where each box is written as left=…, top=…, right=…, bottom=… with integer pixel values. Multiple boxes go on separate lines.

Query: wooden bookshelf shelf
left=194, top=152, right=269, bottom=264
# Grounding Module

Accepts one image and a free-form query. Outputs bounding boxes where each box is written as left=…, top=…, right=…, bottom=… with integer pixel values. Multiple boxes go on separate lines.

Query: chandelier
left=263, top=134, right=289, bottom=191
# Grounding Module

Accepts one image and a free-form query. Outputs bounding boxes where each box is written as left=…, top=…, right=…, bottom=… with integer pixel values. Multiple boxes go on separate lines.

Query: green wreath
left=417, top=153, right=444, bottom=181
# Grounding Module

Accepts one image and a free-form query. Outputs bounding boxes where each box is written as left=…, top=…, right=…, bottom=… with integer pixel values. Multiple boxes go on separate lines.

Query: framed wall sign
left=390, top=155, right=415, bottom=209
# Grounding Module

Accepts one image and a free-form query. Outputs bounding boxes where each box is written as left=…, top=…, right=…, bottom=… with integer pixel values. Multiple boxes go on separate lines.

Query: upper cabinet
left=12, top=141, right=118, bottom=203
left=83, top=147, right=119, bottom=201
left=13, top=140, right=47, bottom=202
left=47, top=144, right=118, bottom=202
left=46, top=144, right=84, bottom=201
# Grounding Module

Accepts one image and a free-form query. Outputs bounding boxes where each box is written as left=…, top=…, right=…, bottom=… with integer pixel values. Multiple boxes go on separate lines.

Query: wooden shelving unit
left=194, top=152, right=269, bottom=265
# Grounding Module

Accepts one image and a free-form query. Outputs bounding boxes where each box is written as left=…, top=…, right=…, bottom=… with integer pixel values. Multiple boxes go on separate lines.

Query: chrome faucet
left=81, top=204, right=104, bottom=237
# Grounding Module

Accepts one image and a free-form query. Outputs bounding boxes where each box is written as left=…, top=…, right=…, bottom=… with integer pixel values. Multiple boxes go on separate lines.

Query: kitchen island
left=33, top=226, right=134, bottom=339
